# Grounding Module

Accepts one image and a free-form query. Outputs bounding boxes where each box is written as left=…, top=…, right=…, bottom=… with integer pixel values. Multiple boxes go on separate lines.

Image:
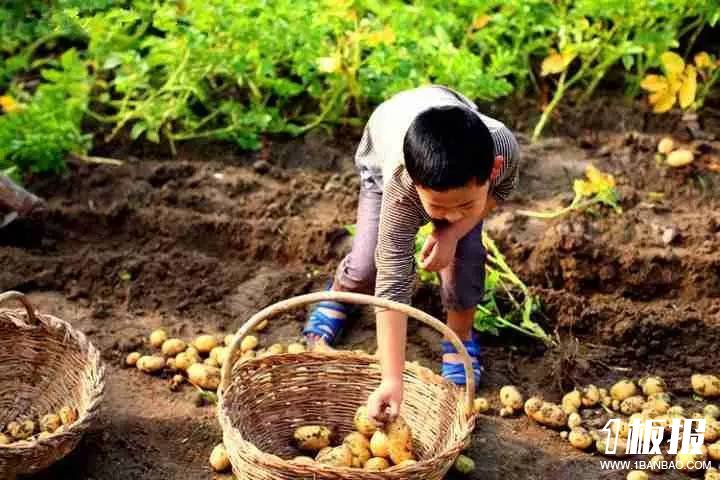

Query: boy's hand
left=420, top=229, right=458, bottom=272
left=367, top=378, right=403, bottom=423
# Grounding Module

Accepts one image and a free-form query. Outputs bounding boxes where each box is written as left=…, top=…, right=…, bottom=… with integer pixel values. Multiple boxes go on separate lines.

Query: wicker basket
left=218, top=291, right=477, bottom=480
left=0, top=291, right=105, bottom=479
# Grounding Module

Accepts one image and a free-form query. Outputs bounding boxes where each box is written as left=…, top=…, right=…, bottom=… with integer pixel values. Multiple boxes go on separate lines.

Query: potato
left=648, top=454, right=665, bottom=472
left=453, top=454, right=475, bottom=474
left=562, top=390, right=582, bottom=414
left=693, top=374, right=720, bottom=398
left=705, top=419, right=720, bottom=443
left=224, top=334, right=236, bottom=347
left=240, top=335, right=258, bottom=352
left=668, top=405, right=685, bottom=416
left=560, top=431, right=568, bottom=439
left=204, top=357, right=219, bottom=367
left=705, top=404, right=720, bottom=419
left=597, top=436, right=628, bottom=457
left=611, top=380, right=637, bottom=401
left=38, top=431, right=52, bottom=440
left=530, top=402, right=567, bottom=429
left=161, top=338, right=187, bottom=357
left=499, top=406, right=514, bottom=417
left=344, top=432, right=371, bottom=466
left=620, top=396, right=645, bottom=415
left=567, top=413, right=582, bottom=429
left=149, top=329, right=167, bottom=348
left=626, top=471, right=648, bottom=480
left=210, top=346, right=229, bottom=366
left=175, top=351, right=199, bottom=371
left=194, top=334, right=218, bottom=354
left=524, top=397, right=543, bottom=417
left=165, top=358, right=177, bottom=371
left=611, top=419, right=630, bottom=438
left=675, top=447, right=707, bottom=471
left=209, top=443, right=230, bottom=472
left=59, top=406, right=78, bottom=426
left=254, top=319, right=269, bottom=332
left=137, top=355, right=165, bottom=373
left=581, top=385, right=600, bottom=407
left=268, top=344, right=285, bottom=355
left=397, top=459, right=417, bottom=467
left=389, top=447, right=414, bottom=465
left=473, top=397, right=490, bottom=414
left=708, top=442, right=720, bottom=461
left=292, top=456, right=315, bottom=464
left=0, top=433, right=10, bottom=445
left=364, top=457, right=390, bottom=471
left=707, top=467, right=720, bottom=480
left=370, top=431, right=389, bottom=458
left=386, top=416, right=411, bottom=448
left=8, top=420, right=35, bottom=440
left=294, top=425, right=332, bottom=452
left=125, top=352, right=141, bottom=367
left=287, top=343, right=306, bottom=354
left=354, top=406, right=378, bottom=436
left=642, top=397, right=670, bottom=417
left=639, top=376, right=666, bottom=396
left=500, top=386, right=523, bottom=410
left=657, top=136, right=674, bottom=154
left=316, top=444, right=352, bottom=467
left=568, top=428, right=593, bottom=450
left=666, top=149, right=694, bottom=167
left=169, top=374, right=184, bottom=391
left=187, top=363, right=221, bottom=390
left=40, top=414, right=62, bottom=433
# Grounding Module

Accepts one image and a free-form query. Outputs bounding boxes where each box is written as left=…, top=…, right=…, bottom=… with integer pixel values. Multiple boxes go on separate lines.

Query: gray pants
left=334, top=186, right=486, bottom=311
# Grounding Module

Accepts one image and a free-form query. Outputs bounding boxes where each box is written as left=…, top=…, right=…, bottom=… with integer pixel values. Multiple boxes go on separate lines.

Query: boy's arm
left=368, top=309, right=407, bottom=421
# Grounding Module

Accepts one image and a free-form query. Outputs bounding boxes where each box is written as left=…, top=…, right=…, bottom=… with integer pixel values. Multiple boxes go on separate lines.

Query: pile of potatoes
left=490, top=374, right=720, bottom=478
left=656, top=136, right=695, bottom=168
left=288, top=406, right=417, bottom=471
left=0, top=406, right=78, bottom=445
left=126, top=327, right=307, bottom=393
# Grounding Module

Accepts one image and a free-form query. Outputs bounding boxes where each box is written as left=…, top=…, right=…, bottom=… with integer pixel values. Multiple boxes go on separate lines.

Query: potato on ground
left=610, top=380, right=637, bottom=401
left=292, top=456, right=315, bottom=464
left=581, top=385, right=600, bottom=407
left=620, top=396, right=645, bottom=415
left=0, top=433, right=10, bottom=445
left=194, top=334, right=218, bottom=354
left=526, top=400, right=567, bottom=429
left=626, top=471, right=648, bottom=480
left=209, top=443, right=230, bottom=472
left=187, top=363, right=221, bottom=390
left=568, top=428, right=593, bottom=450
left=705, top=404, right=720, bottom=419
left=354, top=406, right=378, bottom=436
left=596, top=436, right=629, bottom=457
left=567, top=413, right=582, bottom=429
left=474, top=397, right=490, bottom=414
left=287, top=343, right=306, bottom=354
left=562, top=390, right=582, bottom=414
left=161, top=338, right=187, bottom=357
left=692, top=374, right=720, bottom=398
left=8, top=420, right=35, bottom=440
left=149, top=329, right=167, bottom=348
left=500, top=386, right=523, bottom=410
left=364, top=457, right=390, bottom=471
left=370, top=431, right=390, bottom=458
left=454, top=454, right=475, bottom=474
left=708, top=442, right=720, bottom=461
left=675, top=446, right=708, bottom=472
left=707, top=467, right=720, bottom=480
left=125, top=352, right=141, bottom=367
left=294, top=425, right=332, bottom=452
left=267, top=343, right=285, bottom=355
left=240, top=335, right=258, bottom=352
left=136, top=355, right=165, bottom=373
left=316, top=444, right=352, bottom=467
left=639, top=376, right=666, bottom=396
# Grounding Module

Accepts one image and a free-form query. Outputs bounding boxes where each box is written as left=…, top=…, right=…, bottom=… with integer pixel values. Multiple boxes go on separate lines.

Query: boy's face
left=415, top=179, right=489, bottom=224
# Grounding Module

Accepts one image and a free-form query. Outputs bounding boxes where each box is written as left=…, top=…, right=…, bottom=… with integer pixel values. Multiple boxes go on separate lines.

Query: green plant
left=518, top=164, right=622, bottom=219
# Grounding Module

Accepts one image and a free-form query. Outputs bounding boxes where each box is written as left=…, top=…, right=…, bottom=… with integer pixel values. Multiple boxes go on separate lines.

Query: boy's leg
left=305, top=186, right=382, bottom=345
left=439, top=221, right=485, bottom=382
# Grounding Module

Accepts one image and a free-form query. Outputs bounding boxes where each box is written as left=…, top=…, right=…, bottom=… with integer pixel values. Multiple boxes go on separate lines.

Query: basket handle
left=220, top=291, right=475, bottom=416
left=0, top=291, right=39, bottom=326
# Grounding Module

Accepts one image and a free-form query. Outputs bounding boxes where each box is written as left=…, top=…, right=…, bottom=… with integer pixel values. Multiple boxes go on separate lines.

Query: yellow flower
left=694, top=52, right=713, bottom=70
left=366, top=26, right=395, bottom=46
left=316, top=55, right=341, bottom=73
left=541, top=49, right=577, bottom=76
left=574, top=165, right=616, bottom=198
left=641, top=51, right=698, bottom=113
left=0, top=95, right=20, bottom=113
left=471, top=14, right=491, bottom=30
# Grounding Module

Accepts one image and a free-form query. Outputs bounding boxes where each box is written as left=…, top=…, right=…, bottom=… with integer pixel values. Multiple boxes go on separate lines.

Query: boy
left=303, top=85, right=520, bottom=421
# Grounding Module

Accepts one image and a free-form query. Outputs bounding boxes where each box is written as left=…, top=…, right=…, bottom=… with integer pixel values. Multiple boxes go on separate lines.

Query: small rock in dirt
left=662, top=227, right=679, bottom=245
left=212, top=173, right=225, bottom=181
left=252, top=160, right=271, bottom=175
left=116, top=337, right=143, bottom=352
left=708, top=218, right=720, bottom=233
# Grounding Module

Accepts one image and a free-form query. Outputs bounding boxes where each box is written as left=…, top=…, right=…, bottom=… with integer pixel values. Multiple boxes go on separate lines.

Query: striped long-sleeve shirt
left=354, top=85, right=520, bottom=304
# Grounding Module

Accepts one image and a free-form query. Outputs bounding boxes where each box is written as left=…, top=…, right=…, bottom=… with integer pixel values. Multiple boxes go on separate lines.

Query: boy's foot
left=303, top=282, right=356, bottom=348
left=441, top=336, right=482, bottom=387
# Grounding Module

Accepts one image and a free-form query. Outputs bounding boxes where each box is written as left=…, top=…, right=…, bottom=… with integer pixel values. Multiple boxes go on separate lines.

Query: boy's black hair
left=403, top=105, right=495, bottom=191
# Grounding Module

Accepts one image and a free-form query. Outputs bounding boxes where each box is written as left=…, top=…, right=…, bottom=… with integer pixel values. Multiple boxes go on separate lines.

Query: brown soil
left=2, top=99, right=719, bottom=480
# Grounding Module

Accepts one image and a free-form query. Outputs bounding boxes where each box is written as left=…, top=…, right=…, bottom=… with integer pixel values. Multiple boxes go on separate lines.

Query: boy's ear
left=490, top=155, right=504, bottom=181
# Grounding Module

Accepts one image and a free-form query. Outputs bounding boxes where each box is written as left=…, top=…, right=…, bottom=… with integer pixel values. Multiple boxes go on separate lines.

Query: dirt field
left=2, top=99, right=719, bottom=480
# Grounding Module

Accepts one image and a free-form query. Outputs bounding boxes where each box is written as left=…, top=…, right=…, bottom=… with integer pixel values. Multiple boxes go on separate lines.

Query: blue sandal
left=441, top=336, right=482, bottom=387
left=303, top=282, right=358, bottom=346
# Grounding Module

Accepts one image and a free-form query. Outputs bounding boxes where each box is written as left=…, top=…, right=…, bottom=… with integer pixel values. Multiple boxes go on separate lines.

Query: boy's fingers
left=420, top=237, right=435, bottom=259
